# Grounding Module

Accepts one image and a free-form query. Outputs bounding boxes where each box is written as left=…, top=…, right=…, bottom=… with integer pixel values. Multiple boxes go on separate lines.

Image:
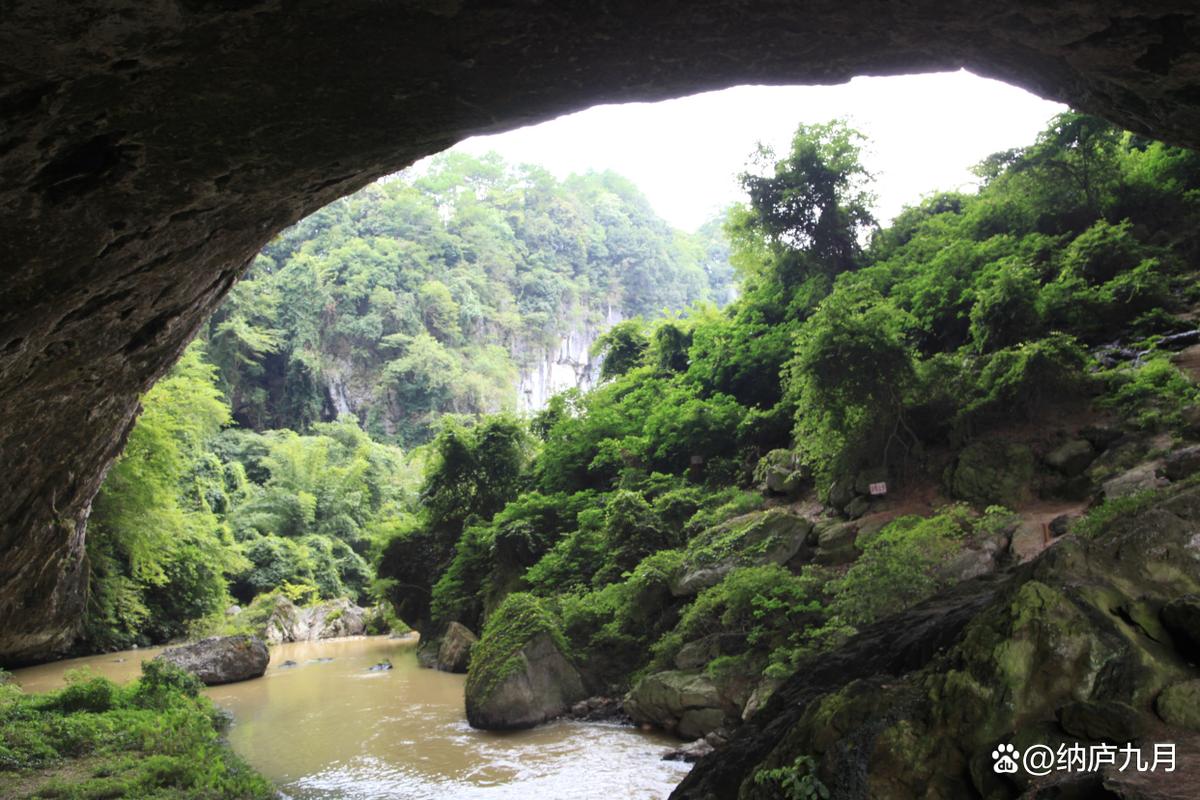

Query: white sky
left=438, top=70, right=1066, bottom=232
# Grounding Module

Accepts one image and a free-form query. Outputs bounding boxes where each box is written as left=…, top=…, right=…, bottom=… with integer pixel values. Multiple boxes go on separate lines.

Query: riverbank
left=6, top=635, right=690, bottom=799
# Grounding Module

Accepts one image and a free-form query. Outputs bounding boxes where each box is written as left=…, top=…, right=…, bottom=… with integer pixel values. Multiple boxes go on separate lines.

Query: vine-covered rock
left=947, top=440, right=1036, bottom=507
left=464, top=593, right=585, bottom=730
left=670, top=509, right=815, bottom=596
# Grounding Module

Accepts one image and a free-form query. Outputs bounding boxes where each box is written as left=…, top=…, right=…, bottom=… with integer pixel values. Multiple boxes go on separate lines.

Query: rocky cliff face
left=517, top=307, right=619, bottom=413
left=3, top=0, right=1200, bottom=665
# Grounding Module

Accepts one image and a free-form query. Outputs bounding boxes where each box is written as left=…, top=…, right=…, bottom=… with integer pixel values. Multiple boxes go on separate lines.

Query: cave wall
left=1, top=1, right=1198, bottom=664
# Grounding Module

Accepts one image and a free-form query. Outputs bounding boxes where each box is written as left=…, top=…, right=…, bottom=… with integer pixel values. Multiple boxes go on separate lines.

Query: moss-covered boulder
left=813, top=519, right=859, bottom=565
left=948, top=440, right=1036, bottom=507
left=671, top=509, right=814, bottom=596
left=464, top=593, right=585, bottom=730
left=1155, top=679, right=1200, bottom=731
left=756, top=449, right=809, bottom=495
left=625, top=669, right=739, bottom=740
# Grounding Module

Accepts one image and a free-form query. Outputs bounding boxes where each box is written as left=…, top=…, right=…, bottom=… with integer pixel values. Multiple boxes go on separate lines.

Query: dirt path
left=1009, top=499, right=1090, bottom=562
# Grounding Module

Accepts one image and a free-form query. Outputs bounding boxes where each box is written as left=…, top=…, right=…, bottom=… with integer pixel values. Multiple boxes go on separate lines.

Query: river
left=9, top=636, right=692, bottom=799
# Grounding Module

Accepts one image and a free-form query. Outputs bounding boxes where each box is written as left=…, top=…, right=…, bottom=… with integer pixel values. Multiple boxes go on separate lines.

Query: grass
left=0, top=662, right=273, bottom=800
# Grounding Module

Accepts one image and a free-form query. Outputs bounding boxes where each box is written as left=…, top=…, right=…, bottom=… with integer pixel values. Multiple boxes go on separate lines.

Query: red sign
left=868, top=482, right=888, bottom=496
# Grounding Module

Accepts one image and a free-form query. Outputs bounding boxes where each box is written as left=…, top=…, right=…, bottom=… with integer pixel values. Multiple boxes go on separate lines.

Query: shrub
left=957, top=334, right=1089, bottom=430
left=0, top=661, right=271, bottom=797
left=1099, top=357, right=1200, bottom=431
left=968, top=263, right=1042, bottom=352
left=787, top=283, right=917, bottom=488
left=651, top=564, right=824, bottom=680
left=557, top=550, right=685, bottom=690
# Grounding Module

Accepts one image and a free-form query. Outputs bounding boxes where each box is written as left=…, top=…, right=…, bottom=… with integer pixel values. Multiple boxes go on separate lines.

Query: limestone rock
left=814, top=520, right=859, bottom=566
left=756, top=449, right=808, bottom=496
left=1102, top=463, right=1168, bottom=500
left=568, top=696, right=624, bottom=722
left=156, top=635, right=269, bottom=685
left=436, top=621, right=478, bottom=674
left=1044, top=439, right=1096, bottom=477
left=662, top=738, right=715, bottom=763
left=675, top=483, right=1200, bottom=800
left=1087, top=438, right=1153, bottom=485
left=1164, top=445, right=1200, bottom=481
left=466, top=631, right=585, bottom=730
left=742, top=677, right=783, bottom=721
left=935, top=546, right=1001, bottom=583
left=827, top=477, right=856, bottom=511
left=263, top=596, right=366, bottom=644
left=844, top=495, right=870, bottom=520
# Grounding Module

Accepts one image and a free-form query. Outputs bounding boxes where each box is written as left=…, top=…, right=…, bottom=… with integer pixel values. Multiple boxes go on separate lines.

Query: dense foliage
left=378, top=112, right=1200, bottom=700
left=83, top=342, right=420, bottom=653
left=0, top=662, right=273, bottom=798
left=75, top=111, right=1200, bottom=737
left=207, top=153, right=734, bottom=445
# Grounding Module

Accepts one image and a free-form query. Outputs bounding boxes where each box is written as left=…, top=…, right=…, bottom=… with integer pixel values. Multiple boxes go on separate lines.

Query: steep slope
left=674, top=482, right=1200, bottom=799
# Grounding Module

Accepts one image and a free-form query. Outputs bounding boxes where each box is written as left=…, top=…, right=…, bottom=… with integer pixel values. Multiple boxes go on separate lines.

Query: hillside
left=374, top=114, right=1200, bottom=795
left=206, top=153, right=734, bottom=445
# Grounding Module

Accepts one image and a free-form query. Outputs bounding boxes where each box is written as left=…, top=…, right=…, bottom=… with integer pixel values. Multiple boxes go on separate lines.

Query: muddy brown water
left=10, top=636, right=691, bottom=799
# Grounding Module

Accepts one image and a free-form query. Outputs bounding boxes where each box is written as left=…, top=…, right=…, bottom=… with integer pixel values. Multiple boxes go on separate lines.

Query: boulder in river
left=436, top=621, right=478, bottom=673
left=156, top=635, right=269, bottom=685
left=465, top=593, right=585, bottom=730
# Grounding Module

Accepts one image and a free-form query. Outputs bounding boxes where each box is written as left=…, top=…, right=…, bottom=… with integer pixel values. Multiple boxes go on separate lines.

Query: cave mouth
left=2, top=0, right=1198, bottom=671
